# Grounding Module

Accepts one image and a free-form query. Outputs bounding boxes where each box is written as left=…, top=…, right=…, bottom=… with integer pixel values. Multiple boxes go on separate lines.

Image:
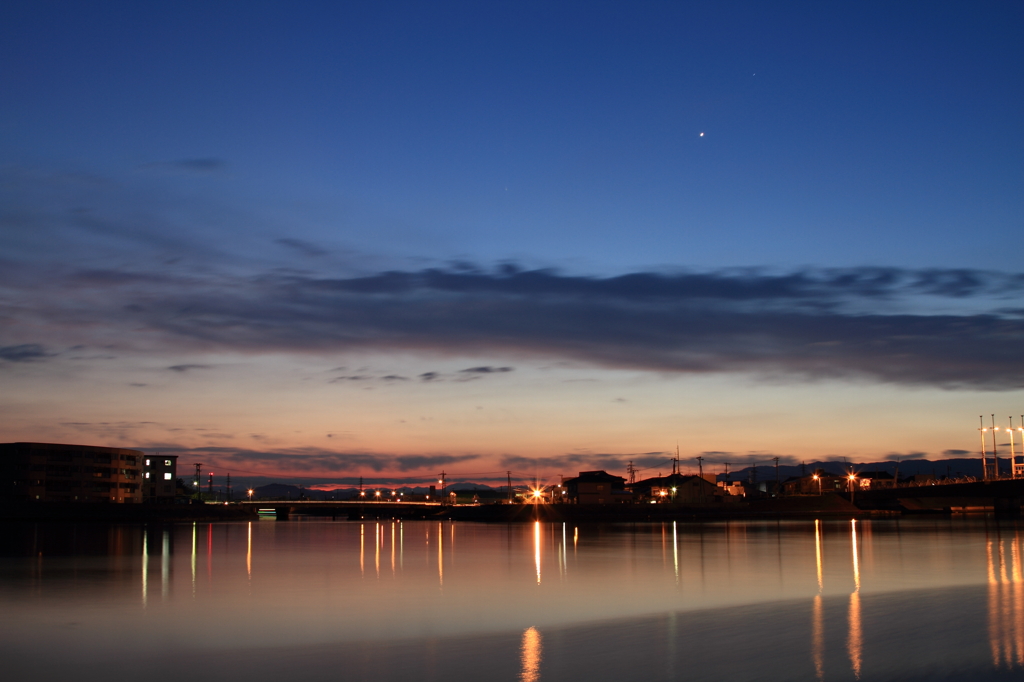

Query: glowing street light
left=812, top=473, right=822, bottom=495
left=247, top=488, right=254, bottom=501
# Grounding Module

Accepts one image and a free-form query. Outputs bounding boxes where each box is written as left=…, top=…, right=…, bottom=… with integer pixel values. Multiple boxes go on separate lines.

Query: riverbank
left=0, top=501, right=257, bottom=523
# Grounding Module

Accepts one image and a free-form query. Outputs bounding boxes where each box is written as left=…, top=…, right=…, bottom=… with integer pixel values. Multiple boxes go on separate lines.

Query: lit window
left=164, top=460, right=171, bottom=467
left=164, top=473, right=172, bottom=480
left=145, top=472, right=150, bottom=479
left=145, top=459, right=150, bottom=466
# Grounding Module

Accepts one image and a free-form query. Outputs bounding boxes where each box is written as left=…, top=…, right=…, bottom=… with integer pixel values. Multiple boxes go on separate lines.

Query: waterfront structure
left=0, top=442, right=144, bottom=503
left=142, top=455, right=178, bottom=502
left=562, top=470, right=630, bottom=504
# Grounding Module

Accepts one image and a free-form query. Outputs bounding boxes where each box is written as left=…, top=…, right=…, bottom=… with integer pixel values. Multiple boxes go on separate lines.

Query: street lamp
left=812, top=474, right=822, bottom=495
left=848, top=473, right=857, bottom=504
left=247, top=488, right=254, bottom=501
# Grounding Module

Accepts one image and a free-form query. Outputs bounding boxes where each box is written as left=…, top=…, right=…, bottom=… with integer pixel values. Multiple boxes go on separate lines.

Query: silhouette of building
left=0, top=442, right=144, bottom=503
left=562, top=470, right=630, bottom=504
left=143, top=455, right=178, bottom=501
left=630, top=473, right=720, bottom=504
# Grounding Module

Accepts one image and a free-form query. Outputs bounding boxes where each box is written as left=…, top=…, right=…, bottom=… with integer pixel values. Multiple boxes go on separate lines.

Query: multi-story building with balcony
left=0, top=442, right=143, bottom=503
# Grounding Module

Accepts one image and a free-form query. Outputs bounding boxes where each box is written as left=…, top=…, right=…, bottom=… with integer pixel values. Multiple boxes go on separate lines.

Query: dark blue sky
left=1, top=1, right=1022, bottom=481
left=3, top=1, right=1021, bottom=272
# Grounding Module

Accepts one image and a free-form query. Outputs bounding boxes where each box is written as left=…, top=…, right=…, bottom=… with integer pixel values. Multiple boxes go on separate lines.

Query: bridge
left=239, top=499, right=447, bottom=520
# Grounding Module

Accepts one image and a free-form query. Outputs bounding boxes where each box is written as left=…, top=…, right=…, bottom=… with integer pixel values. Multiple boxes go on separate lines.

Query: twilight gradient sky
left=1, top=1, right=1022, bottom=488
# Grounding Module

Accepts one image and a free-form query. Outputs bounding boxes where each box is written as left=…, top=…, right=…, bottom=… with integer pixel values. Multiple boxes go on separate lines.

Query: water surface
left=3, top=517, right=1023, bottom=681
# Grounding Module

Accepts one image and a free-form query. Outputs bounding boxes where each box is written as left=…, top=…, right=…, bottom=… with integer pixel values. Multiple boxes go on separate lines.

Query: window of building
left=164, top=459, right=172, bottom=467
left=164, top=472, right=172, bottom=480
left=145, top=472, right=150, bottom=479
left=145, top=459, right=150, bottom=466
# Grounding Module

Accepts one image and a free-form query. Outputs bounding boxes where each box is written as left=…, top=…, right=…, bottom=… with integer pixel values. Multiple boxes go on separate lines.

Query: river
left=2, top=516, right=1023, bottom=681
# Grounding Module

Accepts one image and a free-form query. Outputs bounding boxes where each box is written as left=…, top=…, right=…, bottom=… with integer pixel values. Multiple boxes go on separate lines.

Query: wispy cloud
left=149, top=445, right=481, bottom=475
left=167, top=364, right=212, bottom=372
left=275, top=238, right=329, bottom=257
left=0, top=344, right=52, bottom=363
left=459, top=366, right=514, bottom=374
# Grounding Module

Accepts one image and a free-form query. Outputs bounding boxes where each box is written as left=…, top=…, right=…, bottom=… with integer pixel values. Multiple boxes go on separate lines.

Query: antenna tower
left=192, top=463, right=202, bottom=498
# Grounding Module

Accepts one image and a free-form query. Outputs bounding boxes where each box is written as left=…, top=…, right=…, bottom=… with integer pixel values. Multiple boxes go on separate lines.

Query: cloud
left=148, top=445, right=479, bottom=475
left=0, top=344, right=52, bottom=362
left=942, top=449, right=971, bottom=456
left=275, top=238, right=329, bottom=257
left=167, top=364, right=212, bottom=372
left=6, top=263, right=1024, bottom=389
left=499, top=452, right=672, bottom=473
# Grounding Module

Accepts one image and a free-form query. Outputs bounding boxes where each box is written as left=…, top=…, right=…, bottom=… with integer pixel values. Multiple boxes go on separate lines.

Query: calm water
left=3, top=517, right=1024, bottom=681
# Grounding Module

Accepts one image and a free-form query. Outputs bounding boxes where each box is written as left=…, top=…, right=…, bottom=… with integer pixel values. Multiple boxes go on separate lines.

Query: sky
left=1, top=1, right=1022, bottom=489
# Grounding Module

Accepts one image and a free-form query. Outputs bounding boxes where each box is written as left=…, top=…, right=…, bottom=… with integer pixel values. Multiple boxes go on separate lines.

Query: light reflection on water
left=3, top=517, right=1024, bottom=680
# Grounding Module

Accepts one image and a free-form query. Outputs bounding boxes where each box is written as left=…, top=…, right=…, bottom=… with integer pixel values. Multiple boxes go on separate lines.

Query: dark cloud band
left=5, top=265, right=1023, bottom=389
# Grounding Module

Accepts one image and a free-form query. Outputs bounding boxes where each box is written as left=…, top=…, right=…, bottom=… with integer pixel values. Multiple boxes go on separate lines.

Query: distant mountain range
left=722, top=458, right=1002, bottom=483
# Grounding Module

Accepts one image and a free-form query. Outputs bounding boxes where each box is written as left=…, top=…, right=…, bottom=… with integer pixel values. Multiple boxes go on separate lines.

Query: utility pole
left=991, top=414, right=1000, bottom=479
left=225, top=473, right=231, bottom=501
left=723, top=462, right=730, bottom=482
left=695, top=456, right=704, bottom=479
left=773, top=456, right=780, bottom=497
left=674, top=444, right=680, bottom=476
left=438, top=471, right=446, bottom=505
left=979, top=416, right=989, bottom=481
left=1009, top=417, right=1017, bottom=480
left=207, top=472, right=214, bottom=499
left=893, top=456, right=900, bottom=489
left=627, top=461, right=636, bottom=485
left=193, top=463, right=202, bottom=500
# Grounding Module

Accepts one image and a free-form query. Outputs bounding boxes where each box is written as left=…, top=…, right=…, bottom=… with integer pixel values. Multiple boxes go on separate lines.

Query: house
left=630, top=473, right=720, bottom=504
left=718, top=480, right=746, bottom=497
left=562, top=470, right=631, bottom=504
left=854, top=471, right=895, bottom=489
left=781, top=469, right=849, bottom=495
left=143, top=455, right=178, bottom=502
